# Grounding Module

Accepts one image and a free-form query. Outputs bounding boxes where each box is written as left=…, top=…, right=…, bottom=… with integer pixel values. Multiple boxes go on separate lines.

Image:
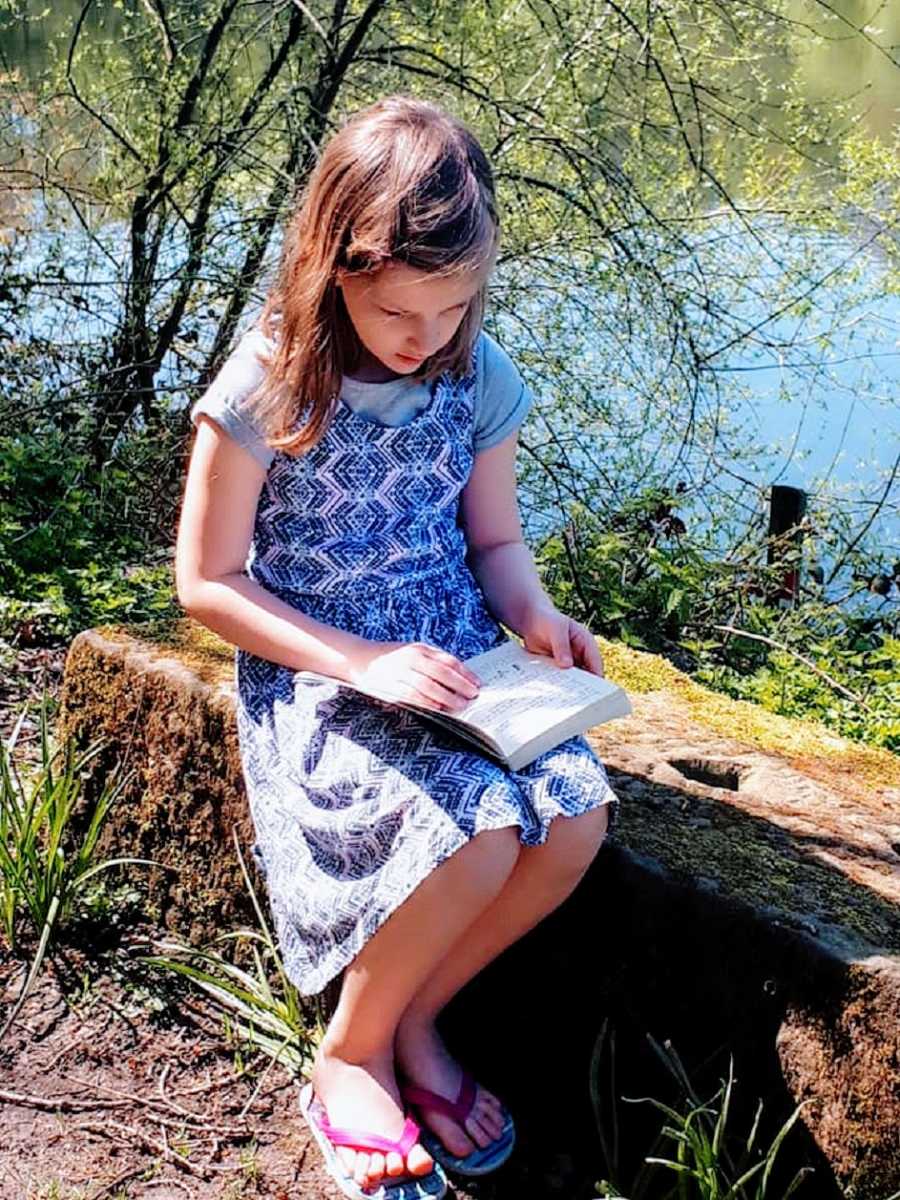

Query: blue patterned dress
left=235, top=349, right=618, bottom=996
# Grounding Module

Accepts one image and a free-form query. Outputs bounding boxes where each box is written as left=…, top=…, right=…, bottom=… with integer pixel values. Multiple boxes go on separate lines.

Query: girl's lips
left=397, top=352, right=422, bottom=364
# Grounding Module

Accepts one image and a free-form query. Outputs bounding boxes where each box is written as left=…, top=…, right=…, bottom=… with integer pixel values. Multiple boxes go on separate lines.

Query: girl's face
left=337, top=261, right=485, bottom=380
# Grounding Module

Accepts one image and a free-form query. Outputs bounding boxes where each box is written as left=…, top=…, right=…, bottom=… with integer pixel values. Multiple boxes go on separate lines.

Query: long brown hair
left=252, top=95, right=500, bottom=457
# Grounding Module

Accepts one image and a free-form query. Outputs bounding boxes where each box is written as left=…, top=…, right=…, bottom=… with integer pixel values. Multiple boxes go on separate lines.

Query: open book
left=297, top=639, right=632, bottom=771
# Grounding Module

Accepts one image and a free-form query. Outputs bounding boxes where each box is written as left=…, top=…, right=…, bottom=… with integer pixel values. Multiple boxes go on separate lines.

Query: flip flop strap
left=317, top=1113, right=421, bottom=1157
left=402, top=1070, right=477, bottom=1128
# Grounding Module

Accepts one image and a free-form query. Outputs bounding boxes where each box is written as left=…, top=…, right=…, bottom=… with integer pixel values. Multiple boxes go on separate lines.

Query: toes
left=467, top=1091, right=506, bottom=1144
left=366, top=1151, right=386, bottom=1185
left=353, top=1151, right=371, bottom=1187
left=406, top=1142, right=436, bottom=1177
left=385, top=1150, right=406, bottom=1177
left=479, top=1101, right=506, bottom=1139
left=466, top=1114, right=497, bottom=1148
left=442, top=1122, right=476, bottom=1157
left=336, top=1146, right=357, bottom=1177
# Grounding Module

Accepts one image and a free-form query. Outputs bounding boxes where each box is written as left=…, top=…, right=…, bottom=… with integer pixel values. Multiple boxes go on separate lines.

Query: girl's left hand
left=519, top=601, right=605, bottom=676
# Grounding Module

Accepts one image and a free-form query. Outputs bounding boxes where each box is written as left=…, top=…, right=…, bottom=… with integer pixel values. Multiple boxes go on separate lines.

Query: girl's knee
left=534, top=804, right=610, bottom=881
left=571, top=804, right=611, bottom=862
left=465, top=825, right=521, bottom=877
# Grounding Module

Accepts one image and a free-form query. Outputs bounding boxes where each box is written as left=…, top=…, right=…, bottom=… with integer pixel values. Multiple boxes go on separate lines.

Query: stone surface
left=59, top=620, right=900, bottom=1198
left=59, top=624, right=252, bottom=943
left=589, top=690, right=900, bottom=958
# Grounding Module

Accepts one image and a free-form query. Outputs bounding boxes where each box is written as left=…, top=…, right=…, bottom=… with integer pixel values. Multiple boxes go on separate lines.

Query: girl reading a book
left=176, top=95, right=619, bottom=1200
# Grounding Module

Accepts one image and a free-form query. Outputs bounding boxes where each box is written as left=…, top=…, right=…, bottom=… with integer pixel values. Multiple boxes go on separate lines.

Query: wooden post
left=767, top=485, right=807, bottom=604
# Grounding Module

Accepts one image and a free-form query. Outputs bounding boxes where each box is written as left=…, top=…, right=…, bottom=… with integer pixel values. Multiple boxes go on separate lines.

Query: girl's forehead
left=369, top=262, right=484, bottom=307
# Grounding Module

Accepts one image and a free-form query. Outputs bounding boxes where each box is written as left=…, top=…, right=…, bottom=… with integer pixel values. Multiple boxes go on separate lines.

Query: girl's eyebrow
left=380, top=300, right=467, bottom=315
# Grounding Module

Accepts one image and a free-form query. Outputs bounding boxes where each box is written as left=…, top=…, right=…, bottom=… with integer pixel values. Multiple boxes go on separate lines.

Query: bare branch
left=712, top=625, right=871, bottom=709
left=66, top=1, right=146, bottom=166
left=140, top=0, right=178, bottom=63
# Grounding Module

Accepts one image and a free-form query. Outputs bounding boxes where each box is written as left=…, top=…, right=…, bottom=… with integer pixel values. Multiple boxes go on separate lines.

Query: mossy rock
left=59, top=620, right=250, bottom=943
left=58, top=618, right=900, bottom=1198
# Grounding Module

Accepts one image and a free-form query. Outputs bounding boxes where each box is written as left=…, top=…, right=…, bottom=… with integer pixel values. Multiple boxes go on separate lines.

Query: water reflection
left=785, top=0, right=900, bottom=142
left=2, top=0, right=897, bottom=569
left=2, top=0, right=899, bottom=144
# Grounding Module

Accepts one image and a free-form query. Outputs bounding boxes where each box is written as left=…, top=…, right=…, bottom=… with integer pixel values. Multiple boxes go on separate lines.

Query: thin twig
left=63, top=1074, right=249, bottom=1135
left=75, top=1120, right=208, bottom=1177
left=712, top=624, right=870, bottom=709
left=0, top=1088, right=130, bottom=1112
left=74, top=1119, right=248, bottom=1177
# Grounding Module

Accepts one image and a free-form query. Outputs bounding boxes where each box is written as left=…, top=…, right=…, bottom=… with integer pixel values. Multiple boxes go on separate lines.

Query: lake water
left=2, top=0, right=899, bottom=576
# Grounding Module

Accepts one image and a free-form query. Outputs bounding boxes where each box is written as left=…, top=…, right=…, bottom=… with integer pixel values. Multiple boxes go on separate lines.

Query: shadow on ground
left=437, top=764, right=891, bottom=1200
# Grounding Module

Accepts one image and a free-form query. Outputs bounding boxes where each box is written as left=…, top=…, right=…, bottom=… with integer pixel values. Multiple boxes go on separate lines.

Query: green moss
left=98, top=621, right=898, bottom=790
left=96, top=618, right=235, bottom=687
left=598, top=637, right=900, bottom=791
left=84, top=621, right=897, bottom=950
left=616, top=787, right=897, bottom=950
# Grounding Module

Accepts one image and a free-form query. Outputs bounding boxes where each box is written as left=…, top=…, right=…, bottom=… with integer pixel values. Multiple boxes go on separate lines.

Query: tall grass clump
left=147, top=830, right=321, bottom=1082
left=0, top=694, right=145, bottom=1040
left=592, top=1023, right=816, bottom=1199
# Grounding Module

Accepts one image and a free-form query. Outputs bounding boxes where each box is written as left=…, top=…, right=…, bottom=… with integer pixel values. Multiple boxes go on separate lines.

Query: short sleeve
left=473, top=332, right=534, bottom=452
left=189, top=328, right=275, bottom=470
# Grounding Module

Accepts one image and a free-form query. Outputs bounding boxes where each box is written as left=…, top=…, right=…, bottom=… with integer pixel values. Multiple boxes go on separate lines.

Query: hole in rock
left=669, top=758, right=743, bottom=791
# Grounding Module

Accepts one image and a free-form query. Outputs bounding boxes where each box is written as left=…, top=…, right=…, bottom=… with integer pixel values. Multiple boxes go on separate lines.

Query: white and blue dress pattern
left=235, top=350, right=618, bottom=996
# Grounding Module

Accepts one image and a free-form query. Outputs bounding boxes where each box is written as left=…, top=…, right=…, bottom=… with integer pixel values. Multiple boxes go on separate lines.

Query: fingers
left=550, top=622, right=604, bottom=675
left=410, top=645, right=481, bottom=711
left=365, top=644, right=480, bottom=712
left=553, top=637, right=574, bottom=668
left=421, top=644, right=482, bottom=689
left=570, top=623, right=604, bottom=675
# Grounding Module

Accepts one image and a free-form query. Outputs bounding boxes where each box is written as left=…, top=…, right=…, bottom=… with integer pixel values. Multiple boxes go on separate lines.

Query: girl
left=176, top=95, right=618, bottom=1200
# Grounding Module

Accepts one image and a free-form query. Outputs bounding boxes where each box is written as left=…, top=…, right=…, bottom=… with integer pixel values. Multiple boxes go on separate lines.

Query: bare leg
left=311, top=826, right=521, bottom=1190
left=395, top=804, right=610, bottom=1158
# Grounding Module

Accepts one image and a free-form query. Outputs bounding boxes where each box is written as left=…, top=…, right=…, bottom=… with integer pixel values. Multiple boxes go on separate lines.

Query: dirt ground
left=0, top=936, right=583, bottom=1200
left=0, top=642, right=585, bottom=1200
left=0, top=643, right=318, bottom=1200
left=1, top=944, right=317, bottom=1199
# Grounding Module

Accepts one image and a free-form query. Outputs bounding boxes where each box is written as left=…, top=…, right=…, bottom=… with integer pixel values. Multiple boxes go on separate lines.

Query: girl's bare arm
left=176, top=416, right=369, bottom=680
left=460, top=429, right=604, bottom=674
left=459, top=431, right=554, bottom=632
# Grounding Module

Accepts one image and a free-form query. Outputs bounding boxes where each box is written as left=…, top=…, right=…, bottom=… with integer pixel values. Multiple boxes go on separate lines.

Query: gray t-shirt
left=189, top=327, right=532, bottom=468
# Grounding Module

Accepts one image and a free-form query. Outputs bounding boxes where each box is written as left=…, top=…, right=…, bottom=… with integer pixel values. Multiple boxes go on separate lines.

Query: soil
left=0, top=640, right=576, bottom=1200
left=6, top=629, right=892, bottom=1199
left=0, top=643, right=66, bottom=761
left=0, top=932, right=576, bottom=1200
left=0, top=642, right=320, bottom=1200
left=0, top=942, right=317, bottom=1200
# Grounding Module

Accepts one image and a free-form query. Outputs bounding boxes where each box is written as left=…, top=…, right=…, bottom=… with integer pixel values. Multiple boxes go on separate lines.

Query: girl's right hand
left=347, top=640, right=481, bottom=713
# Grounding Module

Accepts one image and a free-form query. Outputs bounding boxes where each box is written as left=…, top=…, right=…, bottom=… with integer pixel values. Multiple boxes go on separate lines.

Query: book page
left=455, top=640, right=624, bottom=746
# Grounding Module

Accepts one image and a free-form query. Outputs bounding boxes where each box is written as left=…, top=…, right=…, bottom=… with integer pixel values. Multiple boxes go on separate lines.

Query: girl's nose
left=408, top=321, right=441, bottom=357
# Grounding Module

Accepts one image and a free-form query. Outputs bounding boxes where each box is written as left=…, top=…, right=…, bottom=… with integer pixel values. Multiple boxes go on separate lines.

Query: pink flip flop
left=400, top=1069, right=516, bottom=1177
left=299, top=1082, right=448, bottom=1199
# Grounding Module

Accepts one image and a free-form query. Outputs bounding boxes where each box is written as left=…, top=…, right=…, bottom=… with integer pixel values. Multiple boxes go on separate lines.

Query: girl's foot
left=394, top=1015, right=507, bottom=1158
left=311, top=1042, right=435, bottom=1191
